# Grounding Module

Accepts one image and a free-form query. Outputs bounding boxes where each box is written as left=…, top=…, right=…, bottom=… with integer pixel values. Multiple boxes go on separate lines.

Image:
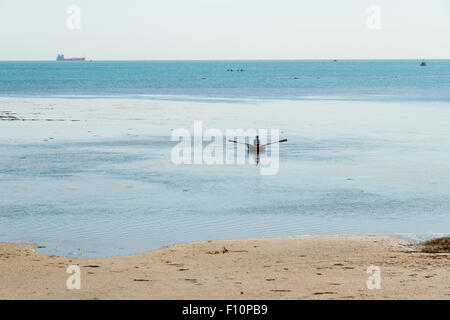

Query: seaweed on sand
left=420, top=237, right=450, bottom=253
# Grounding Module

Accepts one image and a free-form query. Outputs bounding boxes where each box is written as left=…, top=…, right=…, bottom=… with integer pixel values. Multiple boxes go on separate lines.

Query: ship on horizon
left=56, top=53, right=86, bottom=61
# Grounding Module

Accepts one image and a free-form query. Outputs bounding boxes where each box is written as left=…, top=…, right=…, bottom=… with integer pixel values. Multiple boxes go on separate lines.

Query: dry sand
left=0, top=235, right=448, bottom=300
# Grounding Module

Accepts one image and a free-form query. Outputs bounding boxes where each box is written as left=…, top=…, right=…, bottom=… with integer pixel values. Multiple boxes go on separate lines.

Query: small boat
left=247, top=144, right=266, bottom=154
left=420, top=61, right=427, bottom=66
left=228, top=138, right=287, bottom=154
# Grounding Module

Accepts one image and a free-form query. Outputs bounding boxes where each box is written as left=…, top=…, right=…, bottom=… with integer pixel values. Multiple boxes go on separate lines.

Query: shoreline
left=29, top=232, right=448, bottom=258
left=1, top=235, right=448, bottom=300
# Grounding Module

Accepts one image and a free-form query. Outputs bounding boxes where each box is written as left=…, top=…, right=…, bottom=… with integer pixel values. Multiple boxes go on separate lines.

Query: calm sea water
left=0, top=60, right=449, bottom=257
left=2, top=60, right=450, bottom=101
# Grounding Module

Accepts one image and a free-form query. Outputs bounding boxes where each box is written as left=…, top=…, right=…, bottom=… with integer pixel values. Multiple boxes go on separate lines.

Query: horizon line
left=0, top=58, right=447, bottom=62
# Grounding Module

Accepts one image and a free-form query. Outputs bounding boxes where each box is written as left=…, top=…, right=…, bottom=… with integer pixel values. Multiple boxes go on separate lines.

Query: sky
left=1, top=0, right=450, bottom=60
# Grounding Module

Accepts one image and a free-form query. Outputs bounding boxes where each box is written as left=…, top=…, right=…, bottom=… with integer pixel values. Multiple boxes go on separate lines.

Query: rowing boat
left=228, top=138, right=287, bottom=154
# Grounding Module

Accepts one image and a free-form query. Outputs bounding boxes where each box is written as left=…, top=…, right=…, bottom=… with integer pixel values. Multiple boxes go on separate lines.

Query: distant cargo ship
left=56, top=54, right=85, bottom=61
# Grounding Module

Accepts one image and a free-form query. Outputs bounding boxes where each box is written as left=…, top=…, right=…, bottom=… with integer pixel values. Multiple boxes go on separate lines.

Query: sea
left=0, top=60, right=449, bottom=257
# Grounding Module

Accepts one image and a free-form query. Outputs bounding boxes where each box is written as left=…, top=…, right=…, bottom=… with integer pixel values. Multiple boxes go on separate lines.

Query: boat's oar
left=228, top=139, right=250, bottom=146
left=262, top=139, right=287, bottom=147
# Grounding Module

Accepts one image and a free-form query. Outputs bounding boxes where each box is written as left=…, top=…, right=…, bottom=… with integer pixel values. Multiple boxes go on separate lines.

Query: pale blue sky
left=1, top=0, right=450, bottom=60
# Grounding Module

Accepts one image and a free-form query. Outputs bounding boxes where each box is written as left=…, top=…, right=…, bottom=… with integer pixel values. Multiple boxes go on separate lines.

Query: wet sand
left=0, top=235, right=448, bottom=300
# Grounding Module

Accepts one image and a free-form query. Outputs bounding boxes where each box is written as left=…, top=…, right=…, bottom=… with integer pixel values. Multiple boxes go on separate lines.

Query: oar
left=228, top=139, right=250, bottom=146
left=262, top=139, right=287, bottom=147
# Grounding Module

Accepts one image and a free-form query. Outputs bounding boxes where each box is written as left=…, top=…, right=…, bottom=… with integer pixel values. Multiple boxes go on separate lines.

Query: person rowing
left=254, top=135, right=261, bottom=154
left=228, top=136, right=287, bottom=154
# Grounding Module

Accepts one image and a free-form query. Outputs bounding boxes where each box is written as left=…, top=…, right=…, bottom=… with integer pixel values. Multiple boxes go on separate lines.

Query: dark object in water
left=57, top=53, right=85, bottom=61
left=420, top=61, right=427, bottom=66
left=228, top=138, right=287, bottom=154
left=420, top=237, right=449, bottom=253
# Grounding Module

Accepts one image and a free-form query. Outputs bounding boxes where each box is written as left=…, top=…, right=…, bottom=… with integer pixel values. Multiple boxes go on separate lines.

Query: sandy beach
left=0, top=235, right=448, bottom=300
